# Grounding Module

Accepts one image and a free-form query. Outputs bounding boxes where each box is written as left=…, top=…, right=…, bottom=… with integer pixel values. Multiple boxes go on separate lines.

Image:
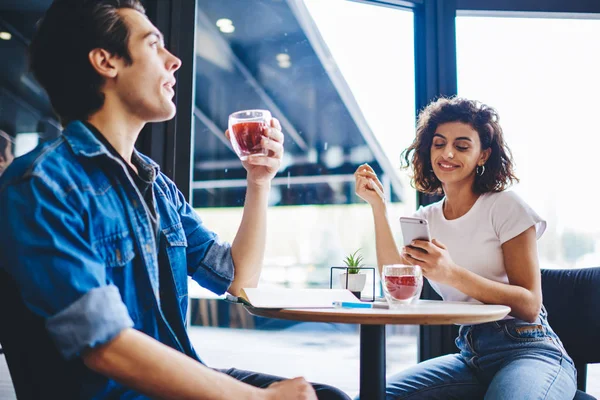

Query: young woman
left=355, top=97, right=577, bottom=399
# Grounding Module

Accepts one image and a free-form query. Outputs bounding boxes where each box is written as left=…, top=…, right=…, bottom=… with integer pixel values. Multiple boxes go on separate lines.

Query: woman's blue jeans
left=385, top=306, right=577, bottom=399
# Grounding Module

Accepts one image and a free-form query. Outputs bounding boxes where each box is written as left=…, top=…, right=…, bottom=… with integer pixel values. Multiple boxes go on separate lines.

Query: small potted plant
left=339, top=249, right=367, bottom=298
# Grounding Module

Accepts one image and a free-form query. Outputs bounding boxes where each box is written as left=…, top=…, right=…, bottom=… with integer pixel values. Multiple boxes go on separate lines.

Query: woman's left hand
left=402, top=239, right=458, bottom=285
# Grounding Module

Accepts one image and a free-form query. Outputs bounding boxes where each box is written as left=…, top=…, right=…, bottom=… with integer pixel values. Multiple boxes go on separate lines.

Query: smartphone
left=400, top=217, right=431, bottom=246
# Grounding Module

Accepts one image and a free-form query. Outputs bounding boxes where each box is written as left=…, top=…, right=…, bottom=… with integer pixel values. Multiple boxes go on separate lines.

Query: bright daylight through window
left=457, top=14, right=600, bottom=394
left=189, top=0, right=417, bottom=395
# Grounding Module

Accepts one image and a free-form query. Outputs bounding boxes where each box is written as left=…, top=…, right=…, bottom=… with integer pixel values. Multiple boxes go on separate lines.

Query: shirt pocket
left=163, top=223, right=189, bottom=299
left=94, top=231, right=136, bottom=268
left=93, top=232, right=141, bottom=319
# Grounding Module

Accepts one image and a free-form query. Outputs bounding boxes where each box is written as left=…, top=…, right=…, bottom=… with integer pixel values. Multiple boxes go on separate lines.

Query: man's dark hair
left=29, top=0, right=146, bottom=125
left=402, top=97, right=519, bottom=195
left=0, top=122, right=14, bottom=156
left=0, top=130, right=14, bottom=158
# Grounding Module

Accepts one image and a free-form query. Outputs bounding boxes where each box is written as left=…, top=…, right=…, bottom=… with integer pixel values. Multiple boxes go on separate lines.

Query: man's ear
left=88, top=48, right=119, bottom=79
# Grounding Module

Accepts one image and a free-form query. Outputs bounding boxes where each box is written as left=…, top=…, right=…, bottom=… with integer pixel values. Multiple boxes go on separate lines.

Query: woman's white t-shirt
left=412, top=191, right=546, bottom=304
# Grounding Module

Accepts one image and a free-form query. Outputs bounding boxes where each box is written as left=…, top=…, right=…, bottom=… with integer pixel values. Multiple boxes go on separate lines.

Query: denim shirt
left=0, top=121, right=235, bottom=398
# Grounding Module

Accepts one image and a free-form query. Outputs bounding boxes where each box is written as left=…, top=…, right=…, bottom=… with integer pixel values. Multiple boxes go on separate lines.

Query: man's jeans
left=219, top=368, right=351, bottom=400
left=386, top=307, right=577, bottom=399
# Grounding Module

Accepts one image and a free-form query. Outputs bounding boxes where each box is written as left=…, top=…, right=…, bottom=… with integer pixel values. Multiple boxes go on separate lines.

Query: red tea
left=384, top=275, right=419, bottom=300
left=230, top=121, right=268, bottom=157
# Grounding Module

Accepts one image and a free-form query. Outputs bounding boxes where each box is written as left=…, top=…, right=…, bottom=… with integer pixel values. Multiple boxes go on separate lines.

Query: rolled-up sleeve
left=47, top=286, right=133, bottom=360
left=0, top=176, right=134, bottom=360
left=173, top=185, right=234, bottom=295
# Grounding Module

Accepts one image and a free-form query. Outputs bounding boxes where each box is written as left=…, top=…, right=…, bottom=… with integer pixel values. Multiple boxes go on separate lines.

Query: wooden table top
left=246, top=300, right=511, bottom=325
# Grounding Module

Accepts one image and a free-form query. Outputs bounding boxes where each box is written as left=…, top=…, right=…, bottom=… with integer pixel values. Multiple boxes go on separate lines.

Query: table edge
left=245, top=305, right=511, bottom=325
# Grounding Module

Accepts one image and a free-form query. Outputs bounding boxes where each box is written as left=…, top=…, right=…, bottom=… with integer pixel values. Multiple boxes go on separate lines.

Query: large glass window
left=0, top=8, right=60, bottom=179
left=190, top=0, right=417, bottom=394
left=456, top=13, right=600, bottom=395
left=0, top=4, right=58, bottom=398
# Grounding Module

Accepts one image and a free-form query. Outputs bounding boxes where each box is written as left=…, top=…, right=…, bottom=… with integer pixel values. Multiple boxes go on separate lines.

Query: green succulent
left=343, top=249, right=364, bottom=274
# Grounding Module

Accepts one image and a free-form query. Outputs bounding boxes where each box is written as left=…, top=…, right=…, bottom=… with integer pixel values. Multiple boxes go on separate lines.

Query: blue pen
left=333, top=301, right=389, bottom=309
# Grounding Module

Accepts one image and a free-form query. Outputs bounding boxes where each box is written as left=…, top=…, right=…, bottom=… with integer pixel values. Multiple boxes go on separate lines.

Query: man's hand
left=227, top=118, right=284, bottom=187
left=264, top=377, right=318, bottom=400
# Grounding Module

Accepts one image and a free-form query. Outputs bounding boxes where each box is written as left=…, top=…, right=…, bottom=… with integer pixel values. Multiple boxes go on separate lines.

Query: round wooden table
left=246, top=300, right=510, bottom=400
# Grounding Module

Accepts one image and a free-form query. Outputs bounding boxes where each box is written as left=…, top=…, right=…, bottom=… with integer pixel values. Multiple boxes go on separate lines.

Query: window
left=190, top=0, right=417, bottom=394
left=456, top=13, right=600, bottom=394
left=0, top=9, right=60, bottom=176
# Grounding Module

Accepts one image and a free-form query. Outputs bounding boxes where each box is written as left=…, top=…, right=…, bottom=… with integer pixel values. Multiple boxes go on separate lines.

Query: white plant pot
left=339, top=273, right=367, bottom=292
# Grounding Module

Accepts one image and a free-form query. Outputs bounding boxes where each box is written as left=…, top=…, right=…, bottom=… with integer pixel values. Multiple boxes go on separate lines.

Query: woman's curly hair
left=401, top=97, right=518, bottom=195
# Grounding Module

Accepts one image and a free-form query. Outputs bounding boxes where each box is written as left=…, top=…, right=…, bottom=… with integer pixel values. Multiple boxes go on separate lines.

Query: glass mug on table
left=228, top=109, right=272, bottom=160
left=382, top=264, right=423, bottom=308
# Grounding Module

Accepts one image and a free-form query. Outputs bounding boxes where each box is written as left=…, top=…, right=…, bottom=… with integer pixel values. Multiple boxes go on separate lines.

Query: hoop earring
left=476, top=165, right=485, bottom=176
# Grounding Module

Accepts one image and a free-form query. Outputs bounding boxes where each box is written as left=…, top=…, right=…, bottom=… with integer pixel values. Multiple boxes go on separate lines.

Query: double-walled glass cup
left=382, top=264, right=423, bottom=308
left=228, top=109, right=271, bottom=160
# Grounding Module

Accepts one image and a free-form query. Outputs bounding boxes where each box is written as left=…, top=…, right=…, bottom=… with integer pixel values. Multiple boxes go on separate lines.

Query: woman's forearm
left=449, top=266, right=541, bottom=322
left=371, top=204, right=407, bottom=275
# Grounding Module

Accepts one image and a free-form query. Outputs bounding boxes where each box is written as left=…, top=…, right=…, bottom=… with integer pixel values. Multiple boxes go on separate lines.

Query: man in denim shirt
left=0, top=1, right=349, bottom=399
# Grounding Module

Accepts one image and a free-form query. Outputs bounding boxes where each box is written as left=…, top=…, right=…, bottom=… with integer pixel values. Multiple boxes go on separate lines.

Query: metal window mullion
left=414, top=0, right=460, bottom=363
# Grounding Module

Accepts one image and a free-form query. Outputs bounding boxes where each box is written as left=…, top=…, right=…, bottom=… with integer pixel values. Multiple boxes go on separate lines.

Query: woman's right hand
left=354, top=163, right=385, bottom=207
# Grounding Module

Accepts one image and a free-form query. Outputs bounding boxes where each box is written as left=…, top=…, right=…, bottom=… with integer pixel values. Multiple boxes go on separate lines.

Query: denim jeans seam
left=540, top=354, right=563, bottom=400
left=396, top=382, right=482, bottom=400
left=547, top=338, right=577, bottom=381
left=466, top=330, right=478, bottom=356
left=501, top=348, right=558, bottom=361
left=499, top=348, right=566, bottom=400
left=546, top=333, right=572, bottom=362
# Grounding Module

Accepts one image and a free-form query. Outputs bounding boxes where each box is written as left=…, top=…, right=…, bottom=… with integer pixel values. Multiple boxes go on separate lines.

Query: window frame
left=138, top=0, right=197, bottom=200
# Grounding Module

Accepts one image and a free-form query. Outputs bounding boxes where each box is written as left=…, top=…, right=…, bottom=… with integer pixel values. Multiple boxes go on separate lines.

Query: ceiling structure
left=0, top=0, right=405, bottom=207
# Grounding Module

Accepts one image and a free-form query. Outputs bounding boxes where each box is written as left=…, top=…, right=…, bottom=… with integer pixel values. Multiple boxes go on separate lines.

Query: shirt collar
left=62, top=120, right=160, bottom=177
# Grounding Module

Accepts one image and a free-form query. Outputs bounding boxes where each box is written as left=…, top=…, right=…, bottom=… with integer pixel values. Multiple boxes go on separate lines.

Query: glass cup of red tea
left=382, top=264, right=423, bottom=307
left=228, top=109, right=271, bottom=160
